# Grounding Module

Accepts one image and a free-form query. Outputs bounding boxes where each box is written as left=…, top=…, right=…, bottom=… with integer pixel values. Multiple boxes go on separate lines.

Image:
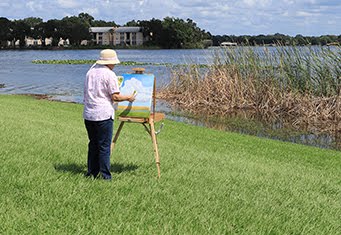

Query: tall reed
left=159, top=46, right=341, bottom=134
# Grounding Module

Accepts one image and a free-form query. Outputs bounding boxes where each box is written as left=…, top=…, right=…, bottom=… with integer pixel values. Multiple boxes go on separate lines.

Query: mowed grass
left=0, top=95, right=340, bottom=234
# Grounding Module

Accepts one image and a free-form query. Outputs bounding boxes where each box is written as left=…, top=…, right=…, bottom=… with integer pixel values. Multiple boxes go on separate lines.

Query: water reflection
left=161, top=106, right=340, bottom=151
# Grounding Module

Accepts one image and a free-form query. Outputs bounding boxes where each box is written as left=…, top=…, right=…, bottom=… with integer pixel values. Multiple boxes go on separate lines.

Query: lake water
left=0, top=49, right=214, bottom=103
left=0, top=48, right=339, bottom=150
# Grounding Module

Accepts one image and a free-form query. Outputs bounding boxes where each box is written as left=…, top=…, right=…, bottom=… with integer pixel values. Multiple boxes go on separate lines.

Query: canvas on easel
left=112, top=69, right=164, bottom=178
left=116, top=73, right=155, bottom=118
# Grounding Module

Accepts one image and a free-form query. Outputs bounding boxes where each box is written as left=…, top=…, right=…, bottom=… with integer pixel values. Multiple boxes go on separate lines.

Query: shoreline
left=1, top=94, right=339, bottom=151
left=1, top=45, right=339, bottom=51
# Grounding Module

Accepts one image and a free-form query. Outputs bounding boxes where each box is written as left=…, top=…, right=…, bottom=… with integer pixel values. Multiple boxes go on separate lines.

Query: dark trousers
left=84, top=118, right=113, bottom=179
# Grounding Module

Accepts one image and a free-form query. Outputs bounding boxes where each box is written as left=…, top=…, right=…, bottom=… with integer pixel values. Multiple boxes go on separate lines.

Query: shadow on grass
left=111, top=163, right=139, bottom=173
left=54, top=163, right=138, bottom=175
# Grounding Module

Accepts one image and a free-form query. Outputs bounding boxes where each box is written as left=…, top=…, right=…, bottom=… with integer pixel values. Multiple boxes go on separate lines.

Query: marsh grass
left=0, top=95, right=341, bottom=234
left=159, top=46, right=341, bottom=135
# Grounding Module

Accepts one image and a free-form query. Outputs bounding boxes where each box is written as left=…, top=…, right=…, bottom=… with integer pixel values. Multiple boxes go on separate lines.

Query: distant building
left=90, top=27, right=113, bottom=45
left=58, top=38, right=70, bottom=47
left=220, top=42, right=237, bottom=46
left=326, top=42, right=340, bottom=46
left=45, top=38, right=53, bottom=46
left=80, top=40, right=88, bottom=46
left=90, top=26, right=145, bottom=46
left=6, top=37, right=65, bottom=47
left=25, top=37, right=43, bottom=46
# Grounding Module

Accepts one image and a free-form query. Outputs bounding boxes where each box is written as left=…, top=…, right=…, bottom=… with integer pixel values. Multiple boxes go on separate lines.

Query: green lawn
left=0, top=95, right=340, bottom=234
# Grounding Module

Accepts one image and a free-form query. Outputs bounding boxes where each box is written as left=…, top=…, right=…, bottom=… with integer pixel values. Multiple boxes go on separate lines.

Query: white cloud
left=0, top=2, right=9, bottom=7
left=26, top=0, right=44, bottom=11
left=283, top=0, right=294, bottom=4
left=281, top=11, right=289, bottom=16
left=241, top=0, right=272, bottom=7
left=57, top=0, right=80, bottom=9
left=327, top=20, right=336, bottom=25
left=81, top=7, right=99, bottom=16
left=120, top=78, right=153, bottom=103
left=296, top=10, right=316, bottom=17
left=242, top=0, right=256, bottom=7
left=139, top=0, right=145, bottom=6
left=26, top=1, right=36, bottom=11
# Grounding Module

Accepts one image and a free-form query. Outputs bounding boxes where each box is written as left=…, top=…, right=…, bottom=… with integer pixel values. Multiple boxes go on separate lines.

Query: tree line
left=0, top=13, right=211, bottom=49
left=212, top=33, right=341, bottom=46
left=0, top=13, right=340, bottom=49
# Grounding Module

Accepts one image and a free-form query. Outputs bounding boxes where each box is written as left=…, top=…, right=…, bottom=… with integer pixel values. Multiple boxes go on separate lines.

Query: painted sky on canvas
left=0, top=0, right=340, bottom=36
left=119, top=73, right=154, bottom=108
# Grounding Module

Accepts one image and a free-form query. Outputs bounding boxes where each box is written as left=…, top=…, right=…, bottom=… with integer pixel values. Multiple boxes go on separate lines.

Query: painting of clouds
left=117, top=73, right=154, bottom=118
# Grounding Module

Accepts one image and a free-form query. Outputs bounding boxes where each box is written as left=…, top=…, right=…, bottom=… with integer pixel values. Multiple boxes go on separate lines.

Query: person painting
left=83, top=49, right=135, bottom=180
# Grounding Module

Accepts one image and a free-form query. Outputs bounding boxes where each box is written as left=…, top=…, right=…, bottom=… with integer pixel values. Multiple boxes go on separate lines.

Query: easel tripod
left=111, top=68, right=165, bottom=178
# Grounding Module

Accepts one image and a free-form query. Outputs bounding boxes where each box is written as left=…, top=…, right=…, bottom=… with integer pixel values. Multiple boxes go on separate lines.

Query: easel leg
left=111, top=121, right=125, bottom=152
left=150, top=121, right=161, bottom=178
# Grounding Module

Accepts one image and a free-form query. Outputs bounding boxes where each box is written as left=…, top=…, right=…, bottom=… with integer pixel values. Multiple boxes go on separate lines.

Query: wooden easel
left=111, top=68, right=165, bottom=178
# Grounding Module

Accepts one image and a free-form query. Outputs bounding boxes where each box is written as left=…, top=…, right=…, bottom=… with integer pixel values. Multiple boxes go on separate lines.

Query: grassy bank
left=0, top=95, right=340, bottom=234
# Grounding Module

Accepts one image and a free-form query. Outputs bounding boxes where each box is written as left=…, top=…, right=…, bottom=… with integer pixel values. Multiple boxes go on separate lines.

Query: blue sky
left=0, top=0, right=340, bottom=36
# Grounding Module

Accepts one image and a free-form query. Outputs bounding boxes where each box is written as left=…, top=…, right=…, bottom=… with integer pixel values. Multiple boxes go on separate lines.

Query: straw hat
left=96, top=49, right=120, bottom=65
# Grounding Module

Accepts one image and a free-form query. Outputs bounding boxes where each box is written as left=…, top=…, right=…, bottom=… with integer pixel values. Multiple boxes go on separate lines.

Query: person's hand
left=128, top=95, right=135, bottom=102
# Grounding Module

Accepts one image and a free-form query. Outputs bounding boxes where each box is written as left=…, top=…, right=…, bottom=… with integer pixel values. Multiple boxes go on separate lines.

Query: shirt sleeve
left=107, top=72, right=120, bottom=94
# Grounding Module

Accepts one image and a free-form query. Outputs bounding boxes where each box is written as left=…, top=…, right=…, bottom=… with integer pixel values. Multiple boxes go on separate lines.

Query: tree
left=32, top=22, right=48, bottom=46
left=158, top=17, right=209, bottom=49
left=273, top=33, right=290, bottom=45
left=78, top=12, right=94, bottom=27
left=22, top=17, right=43, bottom=28
left=0, top=17, right=13, bottom=47
left=319, top=35, right=338, bottom=45
left=121, top=17, right=210, bottom=48
left=138, top=18, right=163, bottom=46
left=294, top=34, right=306, bottom=45
left=125, top=20, right=139, bottom=27
left=61, top=16, right=91, bottom=45
left=160, top=17, right=181, bottom=48
left=21, top=17, right=45, bottom=46
left=12, top=20, right=31, bottom=47
left=44, top=19, right=63, bottom=46
left=92, top=20, right=118, bottom=27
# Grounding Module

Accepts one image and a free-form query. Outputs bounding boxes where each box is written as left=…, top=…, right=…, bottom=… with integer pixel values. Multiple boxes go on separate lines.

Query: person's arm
left=112, top=93, right=135, bottom=102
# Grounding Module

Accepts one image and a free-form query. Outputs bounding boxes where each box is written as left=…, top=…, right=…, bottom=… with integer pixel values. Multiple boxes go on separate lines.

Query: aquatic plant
left=159, top=46, right=341, bottom=134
